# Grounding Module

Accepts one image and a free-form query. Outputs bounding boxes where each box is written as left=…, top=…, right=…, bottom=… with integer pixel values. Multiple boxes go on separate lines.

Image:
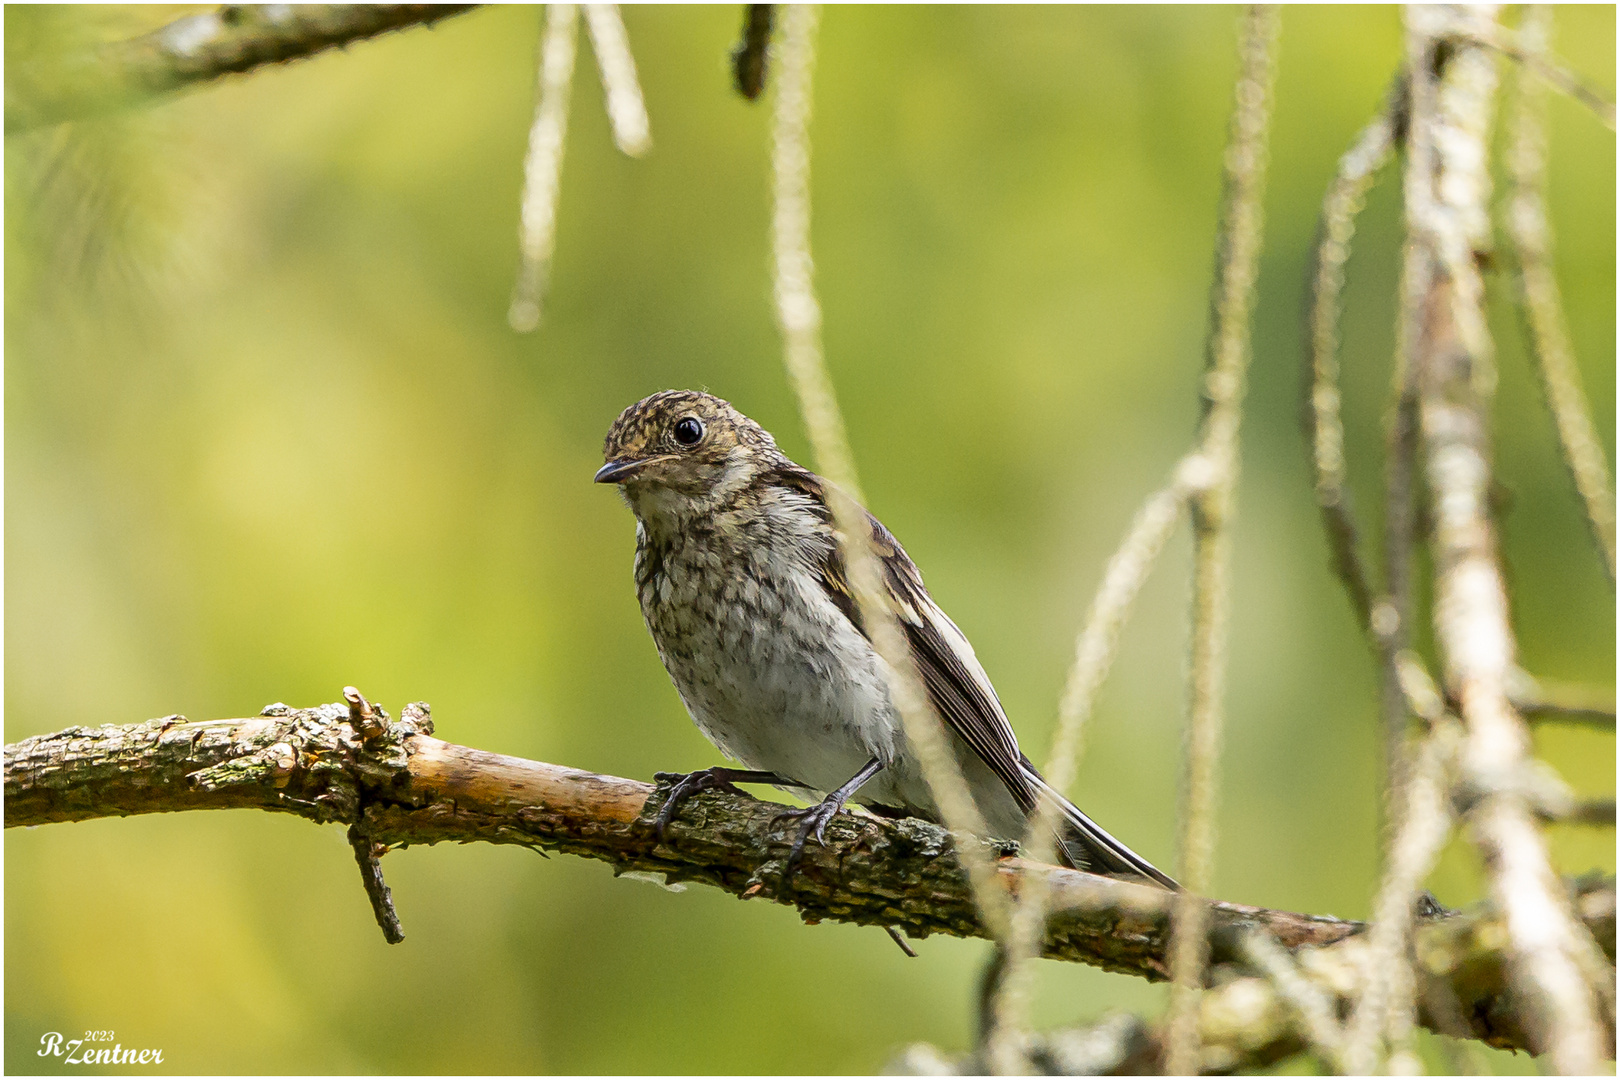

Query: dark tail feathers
left=1020, top=757, right=1178, bottom=890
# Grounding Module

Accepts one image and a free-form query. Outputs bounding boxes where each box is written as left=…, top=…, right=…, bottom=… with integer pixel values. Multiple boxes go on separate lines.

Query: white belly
left=637, top=527, right=1030, bottom=839
left=648, top=555, right=901, bottom=794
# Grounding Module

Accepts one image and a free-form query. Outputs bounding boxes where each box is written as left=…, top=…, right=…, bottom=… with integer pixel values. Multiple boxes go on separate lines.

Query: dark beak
left=594, top=458, right=647, bottom=484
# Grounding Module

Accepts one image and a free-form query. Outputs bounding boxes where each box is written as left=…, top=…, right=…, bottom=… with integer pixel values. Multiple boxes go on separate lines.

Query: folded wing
left=770, top=464, right=1176, bottom=889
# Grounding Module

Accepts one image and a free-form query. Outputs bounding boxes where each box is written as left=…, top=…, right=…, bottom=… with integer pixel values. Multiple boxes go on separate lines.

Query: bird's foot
left=769, top=756, right=884, bottom=880
left=652, top=767, right=791, bottom=841
left=772, top=795, right=848, bottom=877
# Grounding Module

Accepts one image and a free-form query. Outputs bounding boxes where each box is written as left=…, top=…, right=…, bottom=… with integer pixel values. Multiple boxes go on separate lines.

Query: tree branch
left=1304, top=73, right=1404, bottom=638
left=1166, top=8, right=1280, bottom=1072
left=1403, top=6, right=1612, bottom=1071
left=7, top=702, right=1611, bottom=1063
left=1504, top=5, right=1618, bottom=582
left=1512, top=677, right=1617, bottom=730
left=895, top=876, right=1617, bottom=1074
left=5, top=4, right=481, bottom=133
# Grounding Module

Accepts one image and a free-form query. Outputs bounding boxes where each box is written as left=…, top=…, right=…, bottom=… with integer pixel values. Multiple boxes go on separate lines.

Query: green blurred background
left=5, top=5, right=1613, bottom=1074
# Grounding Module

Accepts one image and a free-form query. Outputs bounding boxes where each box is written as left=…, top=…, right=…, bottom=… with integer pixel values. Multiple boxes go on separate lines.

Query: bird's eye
left=673, top=417, right=704, bottom=446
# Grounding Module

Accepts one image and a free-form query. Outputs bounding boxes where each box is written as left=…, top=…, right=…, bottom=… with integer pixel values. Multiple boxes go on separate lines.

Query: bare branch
left=989, top=470, right=1191, bottom=1059
left=1465, top=20, right=1617, bottom=130
left=582, top=5, right=651, bottom=157
left=1403, top=6, right=1611, bottom=1071
left=1165, top=7, right=1280, bottom=1073
left=4, top=4, right=479, bottom=133
left=1301, top=72, right=1424, bottom=836
left=1511, top=676, right=1617, bottom=730
left=1379, top=292, right=1424, bottom=821
left=509, top=4, right=579, bottom=333
left=731, top=5, right=776, bottom=101
left=1504, top=5, right=1617, bottom=581
left=893, top=880, right=1618, bottom=1074
left=1304, top=74, right=1405, bottom=634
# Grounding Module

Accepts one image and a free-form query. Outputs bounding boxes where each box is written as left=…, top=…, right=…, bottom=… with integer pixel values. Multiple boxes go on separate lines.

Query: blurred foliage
left=5, top=5, right=1613, bottom=1074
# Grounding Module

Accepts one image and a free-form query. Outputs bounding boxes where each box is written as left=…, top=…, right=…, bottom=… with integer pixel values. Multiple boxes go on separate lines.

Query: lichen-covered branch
left=7, top=706, right=1341, bottom=975
left=894, top=875, right=1618, bottom=1074
left=6, top=704, right=1612, bottom=1063
left=5, top=5, right=480, bottom=133
left=1402, top=5, right=1611, bottom=1072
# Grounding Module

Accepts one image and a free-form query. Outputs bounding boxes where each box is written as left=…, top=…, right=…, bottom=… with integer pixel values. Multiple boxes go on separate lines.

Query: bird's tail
left=1020, top=758, right=1178, bottom=890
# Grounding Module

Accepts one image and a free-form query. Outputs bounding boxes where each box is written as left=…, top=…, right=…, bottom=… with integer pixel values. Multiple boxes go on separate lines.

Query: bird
left=596, top=389, right=1176, bottom=889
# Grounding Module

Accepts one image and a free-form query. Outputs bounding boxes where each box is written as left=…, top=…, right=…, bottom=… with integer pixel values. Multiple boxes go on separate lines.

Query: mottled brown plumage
left=598, top=390, right=1174, bottom=888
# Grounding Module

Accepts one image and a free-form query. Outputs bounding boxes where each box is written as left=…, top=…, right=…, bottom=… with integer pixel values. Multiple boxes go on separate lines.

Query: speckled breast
left=634, top=523, right=900, bottom=793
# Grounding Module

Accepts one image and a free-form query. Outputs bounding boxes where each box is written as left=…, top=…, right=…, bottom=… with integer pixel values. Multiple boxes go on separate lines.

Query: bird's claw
left=653, top=768, right=746, bottom=841
left=773, top=798, right=845, bottom=877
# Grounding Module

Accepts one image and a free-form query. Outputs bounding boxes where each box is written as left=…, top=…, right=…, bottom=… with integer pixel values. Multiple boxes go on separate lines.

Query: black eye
left=673, top=417, right=704, bottom=446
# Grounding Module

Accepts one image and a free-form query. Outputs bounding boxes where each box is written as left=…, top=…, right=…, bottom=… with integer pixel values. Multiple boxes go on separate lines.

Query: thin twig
left=885, top=925, right=919, bottom=958
left=1539, top=798, right=1616, bottom=827
left=1522, top=705, right=1617, bottom=730
left=1342, top=706, right=1461, bottom=1073
left=731, top=4, right=776, bottom=101
left=4, top=4, right=481, bottom=133
left=1504, top=5, right=1617, bottom=582
left=1238, top=929, right=1345, bottom=1070
left=1377, top=31, right=1436, bottom=861
left=1511, top=675, right=1617, bottom=729
left=1302, top=73, right=1418, bottom=837
left=987, top=469, right=1192, bottom=1064
left=509, top=4, right=579, bottom=333
left=1466, top=20, right=1617, bottom=131
left=1304, top=73, right=1404, bottom=634
left=348, top=823, right=405, bottom=944
left=582, top=5, right=651, bottom=157
left=1164, top=8, right=1280, bottom=1075
left=1404, top=6, right=1609, bottom=1072
left=768, top=2, right=1011, bottom=958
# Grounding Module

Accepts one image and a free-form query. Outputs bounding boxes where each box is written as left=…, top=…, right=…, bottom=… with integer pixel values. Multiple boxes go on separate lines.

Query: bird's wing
left=771, top=465, right=1177, bottom=888
left=770, top=466, right=1038, bottom=815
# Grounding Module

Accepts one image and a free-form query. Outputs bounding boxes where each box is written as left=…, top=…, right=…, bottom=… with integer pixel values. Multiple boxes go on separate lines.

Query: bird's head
left=597, top=390, right=780, bottom=523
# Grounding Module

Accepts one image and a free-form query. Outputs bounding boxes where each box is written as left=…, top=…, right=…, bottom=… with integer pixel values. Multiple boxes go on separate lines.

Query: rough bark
left=6, top=702, right=1612, bottom=1062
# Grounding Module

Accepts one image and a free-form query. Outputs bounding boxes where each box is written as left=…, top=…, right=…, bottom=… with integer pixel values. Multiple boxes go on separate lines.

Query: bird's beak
left=595, top=457, right=662, bottom=484
left=594, top=459, right=644, bottom=484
